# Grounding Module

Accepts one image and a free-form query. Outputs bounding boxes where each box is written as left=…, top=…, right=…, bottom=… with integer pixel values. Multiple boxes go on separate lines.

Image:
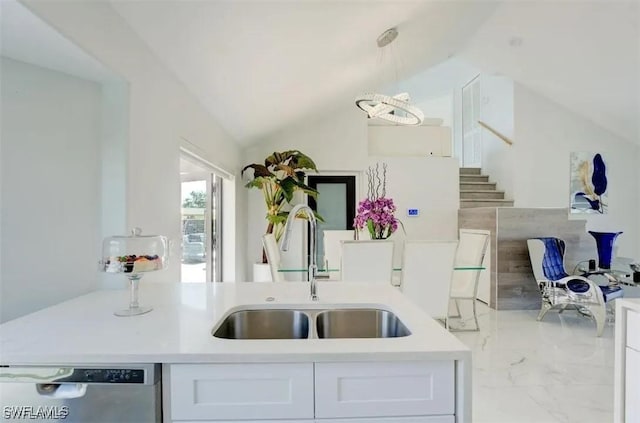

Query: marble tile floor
left=452, top=301, right=616, bottom=423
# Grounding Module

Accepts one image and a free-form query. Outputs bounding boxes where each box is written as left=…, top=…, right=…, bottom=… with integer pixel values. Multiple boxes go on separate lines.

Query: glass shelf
left=278, top=265, right=485, bottom=273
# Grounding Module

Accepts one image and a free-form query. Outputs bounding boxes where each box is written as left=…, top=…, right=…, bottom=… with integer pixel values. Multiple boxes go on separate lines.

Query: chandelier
left=355, top=28, right=424, bottom=125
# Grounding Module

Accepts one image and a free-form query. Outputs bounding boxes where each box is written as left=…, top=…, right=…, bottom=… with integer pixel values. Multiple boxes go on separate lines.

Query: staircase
left=459, top=168, right=514, bottom=208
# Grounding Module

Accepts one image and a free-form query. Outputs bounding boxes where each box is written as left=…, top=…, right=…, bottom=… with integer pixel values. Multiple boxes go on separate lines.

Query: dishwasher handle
left=36, top=383, right=88, bottom=399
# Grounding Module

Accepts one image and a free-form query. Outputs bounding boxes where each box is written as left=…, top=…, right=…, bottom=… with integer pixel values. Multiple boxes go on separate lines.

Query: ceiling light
left=355, top=28, right=424, bottom=126
left=356, top=92, right=424, bottom=125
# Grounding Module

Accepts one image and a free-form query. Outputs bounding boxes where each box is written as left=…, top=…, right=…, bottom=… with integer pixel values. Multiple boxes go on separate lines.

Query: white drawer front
left=170, top=363, right=314, bottom=421
left=628, top=310, right=640, bottom=351
left=626, top=347, right=640, bottom=423
left=316, top=416, right=454, bottom=422
left=180, top=421, right=314, bottom=423
left=314, top=361, right=455, bottom=419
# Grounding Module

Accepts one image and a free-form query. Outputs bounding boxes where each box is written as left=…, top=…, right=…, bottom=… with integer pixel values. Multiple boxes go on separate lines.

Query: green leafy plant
left=182, top=191, right=206, bottom=208
left=242, top=150, right=322, bottom=260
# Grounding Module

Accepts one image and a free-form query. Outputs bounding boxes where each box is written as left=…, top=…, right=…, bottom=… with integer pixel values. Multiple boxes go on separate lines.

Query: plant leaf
left=290, top=179, right=319, bottom=198
left=242, top=163, right=272, bottom=178
left=289, top=151, right=317, bottom=170
left=313, top=211, right=325, bottom=223
left=279, top=177, right=297, bottom=202
left=244, top=178, right=265, bottom=189
left=266, top=214, right=288, bottom=225
left=275, top=164, right=296, bottom=176
left=367, top=219, right=375, bottom=239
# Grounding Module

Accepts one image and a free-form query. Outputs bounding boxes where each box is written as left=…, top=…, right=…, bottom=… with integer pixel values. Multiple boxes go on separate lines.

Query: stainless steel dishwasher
left=0, top=363, right=161, bottom=422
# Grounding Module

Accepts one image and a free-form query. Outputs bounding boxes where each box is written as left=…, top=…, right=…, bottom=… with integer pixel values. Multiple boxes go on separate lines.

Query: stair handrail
left=477, top=120, right=513, bottom=146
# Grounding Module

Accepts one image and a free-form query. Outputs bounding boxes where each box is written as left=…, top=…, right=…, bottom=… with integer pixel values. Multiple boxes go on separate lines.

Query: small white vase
left=252, top=262, right=272, bottom=282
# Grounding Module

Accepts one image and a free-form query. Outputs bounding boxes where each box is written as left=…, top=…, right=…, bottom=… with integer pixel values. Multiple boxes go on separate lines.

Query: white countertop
left=0, top=282, right=470, bottom=365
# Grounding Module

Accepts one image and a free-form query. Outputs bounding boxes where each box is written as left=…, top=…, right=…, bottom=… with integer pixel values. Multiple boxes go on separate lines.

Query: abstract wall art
left=570, top=152, right=608, bottom=214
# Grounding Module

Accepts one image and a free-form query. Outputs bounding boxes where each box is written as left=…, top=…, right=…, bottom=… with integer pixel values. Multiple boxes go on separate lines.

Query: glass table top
left=577, top=262, right=639, bottom=286
left=278, top=265, right=485, bottom=273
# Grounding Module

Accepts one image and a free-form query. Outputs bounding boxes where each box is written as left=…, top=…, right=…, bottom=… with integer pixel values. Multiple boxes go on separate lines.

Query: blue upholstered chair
left=527, top=237, right=623, bottom=337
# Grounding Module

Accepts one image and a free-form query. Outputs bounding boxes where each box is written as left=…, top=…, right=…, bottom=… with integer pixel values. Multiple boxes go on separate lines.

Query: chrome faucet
left=281, top=204, right=318, bottom=301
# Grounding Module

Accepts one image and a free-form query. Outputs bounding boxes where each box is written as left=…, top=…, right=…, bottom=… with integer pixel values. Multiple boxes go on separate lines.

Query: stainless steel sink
left=315, top=308, right=411, bottom=338
left=212, top=309, right=309, bottom=339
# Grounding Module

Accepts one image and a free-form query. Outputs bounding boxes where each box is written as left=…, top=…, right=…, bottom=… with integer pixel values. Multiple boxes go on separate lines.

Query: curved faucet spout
left=281, top=204, right=318, bottom=301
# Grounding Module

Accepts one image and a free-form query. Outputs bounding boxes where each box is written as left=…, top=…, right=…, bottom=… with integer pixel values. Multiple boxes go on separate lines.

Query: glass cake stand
left=101, top=228, right=168, bottom=316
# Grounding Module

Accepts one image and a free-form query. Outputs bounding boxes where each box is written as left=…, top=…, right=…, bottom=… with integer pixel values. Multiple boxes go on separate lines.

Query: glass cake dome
left=102, top=229, right=168, bottom=275
left=101, top=228, right=168, bottom=316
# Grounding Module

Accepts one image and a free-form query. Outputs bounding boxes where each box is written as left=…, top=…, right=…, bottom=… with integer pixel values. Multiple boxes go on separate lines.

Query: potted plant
left=242, top=150, right=322, bottom=267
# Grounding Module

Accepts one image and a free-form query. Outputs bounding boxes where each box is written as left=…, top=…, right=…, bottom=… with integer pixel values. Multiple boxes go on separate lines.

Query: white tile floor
left=452, top=302, right=615, bottom=423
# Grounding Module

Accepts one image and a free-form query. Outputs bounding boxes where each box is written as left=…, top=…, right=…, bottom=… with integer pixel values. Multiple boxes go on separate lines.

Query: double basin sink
left=212, top=308, right=411, bottom=340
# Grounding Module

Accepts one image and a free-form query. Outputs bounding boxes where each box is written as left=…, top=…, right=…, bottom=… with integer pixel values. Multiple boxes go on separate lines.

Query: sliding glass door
left=180, top=158, right=222, bottom=282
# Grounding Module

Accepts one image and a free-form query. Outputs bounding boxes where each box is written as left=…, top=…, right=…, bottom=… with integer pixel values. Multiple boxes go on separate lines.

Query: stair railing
left=477, top=121, right=513, bottom=146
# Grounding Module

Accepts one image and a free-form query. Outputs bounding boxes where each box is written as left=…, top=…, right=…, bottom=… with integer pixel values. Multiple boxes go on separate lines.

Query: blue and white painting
left=570, top=152, right=608, bottom=214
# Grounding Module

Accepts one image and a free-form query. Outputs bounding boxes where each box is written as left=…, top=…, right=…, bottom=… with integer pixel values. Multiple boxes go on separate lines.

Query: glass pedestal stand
left=114, top=274, right=153, bottom=317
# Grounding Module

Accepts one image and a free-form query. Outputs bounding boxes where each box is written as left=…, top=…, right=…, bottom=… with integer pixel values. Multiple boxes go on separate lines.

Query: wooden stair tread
left=460, top=181, right=496, bottom=185
left=461, top=199, right=514, bottom=203
left=459, top=167, right=512, bottom=207
left=460, top=190, right=505, bottom=193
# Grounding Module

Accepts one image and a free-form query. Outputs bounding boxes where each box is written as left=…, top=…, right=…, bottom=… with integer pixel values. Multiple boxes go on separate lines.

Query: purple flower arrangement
left=353, top=197, right=399, bottom=240
left=353, top=162, right=400, bottom=240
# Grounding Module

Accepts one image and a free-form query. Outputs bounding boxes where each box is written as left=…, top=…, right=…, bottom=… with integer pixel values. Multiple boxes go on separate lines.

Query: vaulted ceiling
left=109, top=0, right=500, bottom=145
left=0, top=0, right=117, bottom=82
left=4, top=1, right=638, bottom=146
left=461, top=1, right=639, bottom=143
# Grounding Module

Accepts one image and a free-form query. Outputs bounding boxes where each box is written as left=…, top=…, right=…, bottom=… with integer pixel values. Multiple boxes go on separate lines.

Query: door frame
left=461, top=74, right=482, bottom=168
left=179, top=151, right=224, bottom=282
left=306, top=173, right=359, bottom=268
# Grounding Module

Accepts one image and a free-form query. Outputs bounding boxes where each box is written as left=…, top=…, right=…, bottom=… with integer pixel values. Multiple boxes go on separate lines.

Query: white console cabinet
left=166, top=361, right=455, bottom=422
left=614, top=300, right=640, bottom=422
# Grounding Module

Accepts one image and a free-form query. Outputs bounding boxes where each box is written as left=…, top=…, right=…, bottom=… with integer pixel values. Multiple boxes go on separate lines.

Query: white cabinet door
left=314, top=361, right=455, bottom=419
left=170, top=363, right=314, bottom=421
left=180, top=421, right=313, bottom=423
left=316, top=417, right=454, bottom=422
left=626, top=347, right=640, bottom=423
left=627, top=310, right=640, bottom=351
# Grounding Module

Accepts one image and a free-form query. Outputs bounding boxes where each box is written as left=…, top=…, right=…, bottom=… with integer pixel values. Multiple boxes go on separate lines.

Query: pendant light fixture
left=355, top=28, right=424, bottom=125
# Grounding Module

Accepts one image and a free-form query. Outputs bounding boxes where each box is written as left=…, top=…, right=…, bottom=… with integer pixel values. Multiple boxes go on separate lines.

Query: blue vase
left=588, top=231, right=622, bottom=269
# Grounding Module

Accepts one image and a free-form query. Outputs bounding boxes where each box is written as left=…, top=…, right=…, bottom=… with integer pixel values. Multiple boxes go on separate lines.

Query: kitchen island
left=0, top=282, right=471, bottom=422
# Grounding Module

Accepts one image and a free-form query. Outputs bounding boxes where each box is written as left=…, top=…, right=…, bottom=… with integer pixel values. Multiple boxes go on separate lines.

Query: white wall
left=368, top=157, right=459, bottom=268
left=400, top=57, right=481, bottom=164
left=99, top=82, right=129, bottom=288
left=479, top=74, right=515, bottom=198
left=243, top=104, right=459, bottom=278
left=24, top=0, right=246, bottom=282
left=0, top=58, right=101, bottom=322
left=513, top=83, right=639, bottom=258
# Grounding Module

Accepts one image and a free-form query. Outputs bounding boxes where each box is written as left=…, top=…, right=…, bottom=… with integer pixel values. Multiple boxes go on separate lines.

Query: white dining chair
left=340, top=240, right=394, bottom=283
left=447, top=229, right=490, bottom=331
left=261, top=233, right=284, bottom=282
left=322, top=229, right=355, bottom=280
left=401, top=240, right=458, bottom=319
